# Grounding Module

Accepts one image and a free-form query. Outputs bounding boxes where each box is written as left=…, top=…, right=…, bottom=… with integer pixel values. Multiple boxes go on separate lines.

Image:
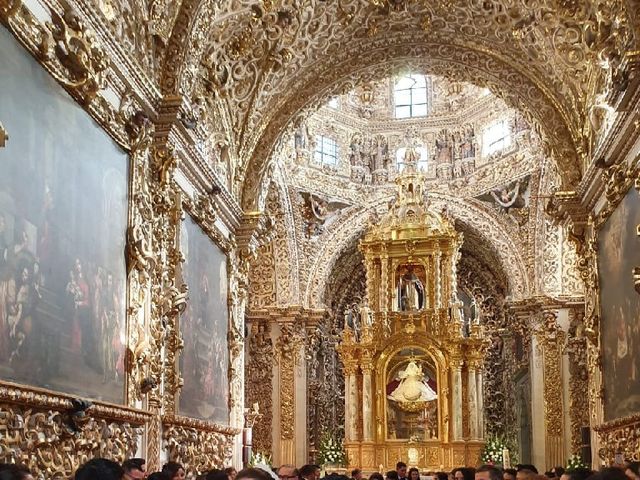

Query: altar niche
left=395, top=264, right=426, bottom=312
left=386, top=348, right=439, bottom=441
left=337, top=155, right=486, bottom=470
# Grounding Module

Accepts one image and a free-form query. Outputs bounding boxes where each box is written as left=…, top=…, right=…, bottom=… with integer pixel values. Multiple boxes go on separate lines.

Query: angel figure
left=300, top=192, right=348, bottom=237
left=490, top=180, right=522, bottom=213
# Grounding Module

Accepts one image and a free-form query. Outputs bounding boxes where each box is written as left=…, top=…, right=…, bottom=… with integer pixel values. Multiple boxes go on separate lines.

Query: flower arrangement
left=566, top=454, right=588, bottom=472
left=318, top=432, right=347, bottom=467
left=249, top=452, right=273, bottom=469
left=480, top=437, right=506, bottom=465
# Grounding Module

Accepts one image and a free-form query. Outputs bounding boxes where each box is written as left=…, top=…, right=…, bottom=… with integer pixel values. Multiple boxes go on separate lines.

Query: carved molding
left=595, top=413, right=640, bottom=462
left=0, top=383, right=148, bottom=478
left=162, top=415, right=238, bottom=474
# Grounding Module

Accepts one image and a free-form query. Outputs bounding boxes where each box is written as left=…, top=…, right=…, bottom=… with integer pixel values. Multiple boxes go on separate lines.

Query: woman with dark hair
left=162, top=462, right=186, bottom=480
left=409, top=469, right=421, bottom=480
left=0, top=464, right=33, bottom=480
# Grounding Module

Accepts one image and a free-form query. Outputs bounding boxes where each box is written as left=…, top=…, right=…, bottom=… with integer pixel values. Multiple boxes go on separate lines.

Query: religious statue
left=300, top=192, right=348, bottom=237
left=397, top=266, right=424, bottom=311
left=387, top=360, right=437, bottom=403
left=490, top=180, right=523, bottom=213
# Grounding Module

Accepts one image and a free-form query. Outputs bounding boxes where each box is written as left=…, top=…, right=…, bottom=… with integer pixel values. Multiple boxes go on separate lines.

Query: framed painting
left=0, top=27, right=128, bottom=403
left=178, top=213, right=229, bottom=424
left=598, top=187, right=640, bottom=421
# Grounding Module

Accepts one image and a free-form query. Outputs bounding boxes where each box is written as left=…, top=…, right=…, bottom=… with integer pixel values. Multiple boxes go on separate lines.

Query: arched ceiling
left=303, top=193, right=529, bottom=309
left=157, top=0, right=638, bottom=212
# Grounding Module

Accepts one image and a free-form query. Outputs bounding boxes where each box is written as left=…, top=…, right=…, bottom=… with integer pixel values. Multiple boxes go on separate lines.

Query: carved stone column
left=361, top=363, right=374, bottom=442
left=434, top=252, right=442, bottom=308
left=476, top=365, right=484, bottom=439
left=344, top=361, right=358, bottom=442
left=380, top=251, right=389, bottom=312
left=452, top=359, right=463, bottom=441
left=276, top=321, right=302, bottom=465
left=468, top=365, right=478, bottom=439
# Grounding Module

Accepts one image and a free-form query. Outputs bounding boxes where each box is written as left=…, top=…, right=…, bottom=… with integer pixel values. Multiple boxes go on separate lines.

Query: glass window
left=482, top=120, right=511, bottom=156
left=394, top=74, right=428, bottom=119
left=328, top=97, right=339, bottom=109
left=314, top=135, right=339, bottom=165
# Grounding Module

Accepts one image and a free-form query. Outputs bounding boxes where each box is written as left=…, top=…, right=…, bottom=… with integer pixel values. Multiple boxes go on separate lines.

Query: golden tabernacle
left=338, top=145, right=486, bottom=471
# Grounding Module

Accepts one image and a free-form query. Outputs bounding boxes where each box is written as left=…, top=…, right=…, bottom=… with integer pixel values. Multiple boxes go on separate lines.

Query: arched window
left=314, top=135, right=339, bottom=166
left=482, top=119, right=511, bottom=156
left=394, top=75, right=428, bottom=119
left=396, top=147, right=429, bottom=172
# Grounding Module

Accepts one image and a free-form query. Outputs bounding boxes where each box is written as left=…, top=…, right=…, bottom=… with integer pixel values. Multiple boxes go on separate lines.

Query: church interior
left=0, top=0, right=640, bottom=479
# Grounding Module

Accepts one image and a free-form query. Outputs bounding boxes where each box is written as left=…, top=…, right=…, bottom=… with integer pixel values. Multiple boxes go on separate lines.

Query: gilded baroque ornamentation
left=535, top=309, right=567, bottom=467
left=565, top=308, right=590, bottom=454
left=277, top=321, right=303, bottom=442
left=162, top=415, right=238, bottom=474
left=0, top=385, right=148, bottom=478
left=595, top=413, right=640, bottom=462
left=39, top=7, right=108, bottom=105
left=245, top=319, right=274, bottom=454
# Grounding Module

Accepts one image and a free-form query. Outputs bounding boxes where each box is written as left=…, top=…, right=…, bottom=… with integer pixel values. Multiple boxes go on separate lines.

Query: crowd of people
left=1, top=457, right=639, bottom=480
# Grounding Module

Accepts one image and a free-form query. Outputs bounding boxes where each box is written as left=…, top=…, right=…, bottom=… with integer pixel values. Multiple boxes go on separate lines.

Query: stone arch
left=303, top=194, right=530, bottom=309
left=241, top=47, right=583, bottom=212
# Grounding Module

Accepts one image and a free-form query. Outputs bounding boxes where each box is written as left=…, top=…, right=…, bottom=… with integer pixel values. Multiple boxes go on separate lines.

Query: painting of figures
left=598, top=188, right=640, bottom=421
left=0, top=28, right=128, bottom=403
left=179, top=214, right=229, bottom=424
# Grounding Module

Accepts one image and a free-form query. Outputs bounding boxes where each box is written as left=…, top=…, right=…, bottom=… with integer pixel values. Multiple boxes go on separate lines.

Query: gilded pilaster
left=535, top=310, right=566, bottom=469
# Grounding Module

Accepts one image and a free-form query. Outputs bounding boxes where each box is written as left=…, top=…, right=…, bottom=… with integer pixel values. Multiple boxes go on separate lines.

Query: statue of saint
left=397, top=266, right=424, bottom=311
left=388, top=360, right=437, bottom=403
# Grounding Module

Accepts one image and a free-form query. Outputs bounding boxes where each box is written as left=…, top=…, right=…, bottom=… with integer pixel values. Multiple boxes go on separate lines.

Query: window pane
left=328, top=97, right=339, bottom=108
left=396, top=105, right=411, bottom=118
left=411, top=75, right=426, bottom=88
left=412, top=87, right=427, bottom=104
left=412, top=103, right=427, bottom=117
left=395, top=89, right=411, bottom=106
left=395, top=76, right=414, bottom=90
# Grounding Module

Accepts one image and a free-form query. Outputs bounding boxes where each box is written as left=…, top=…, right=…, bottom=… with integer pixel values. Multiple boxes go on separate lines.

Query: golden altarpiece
left=338, top=148, right=485, bottom=471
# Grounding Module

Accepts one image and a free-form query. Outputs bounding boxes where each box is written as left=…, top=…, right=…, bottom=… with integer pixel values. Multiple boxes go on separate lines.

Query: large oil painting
left=179, top=214, right=229, bottom=423
left=0, top=28, right=128, bottom=403
left=598, top=187, right=640, bottom=421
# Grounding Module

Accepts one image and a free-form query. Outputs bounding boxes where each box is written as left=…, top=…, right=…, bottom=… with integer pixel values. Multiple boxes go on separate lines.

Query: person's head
left=409, top=468, right=420, bottom=480
left=504, top=470, right=517, bottom=480
left=123, top=458, right=147, bottom=480
left=560, top=468, right=592, bottom=480
left=162, top=462, right=186, bottom=480
left=300, top=465, right=319, bottom=480
left=587, top=469, right=628, bottom=480
left=626, top=463, right=640, bottom=480
left=397, top=463, right=408, bottom=479
left=387, top=471, right=400, bottom=480
left=516, top=466, right=538, bottom=480
left=236, top=468, right=275, bottom=480
left=370, top=474, right=384, bottom=480
left=147, top=474, right=170, bottom=480
left=277, top=465, right=298, bottom=480
left=476, top=466, right=502, bottom=480
left=551, top=469, right=564, bottom=479
left=207, top=470, right=231, bottom=480
left=225, top=468, right=238, bottom=480
left=436, top=473, right=448, bottom=480
left=75, top=458, right=124, bottom=480
left=0, top=464, right=33, bottom=480
left=352, top=470, right=363, bottom=480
